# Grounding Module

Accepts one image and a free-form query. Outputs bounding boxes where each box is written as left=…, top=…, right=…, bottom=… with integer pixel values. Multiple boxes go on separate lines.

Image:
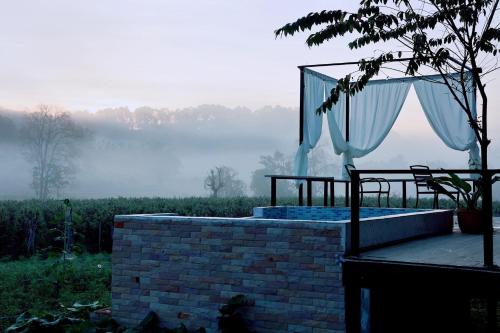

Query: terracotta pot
left=457, top=208, right=483, bottom=234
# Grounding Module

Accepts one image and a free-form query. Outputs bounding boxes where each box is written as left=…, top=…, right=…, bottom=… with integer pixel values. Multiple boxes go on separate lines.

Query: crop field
left=0, top=196, right=499, bottom=331
left=1, top=196, right=498, bottom=259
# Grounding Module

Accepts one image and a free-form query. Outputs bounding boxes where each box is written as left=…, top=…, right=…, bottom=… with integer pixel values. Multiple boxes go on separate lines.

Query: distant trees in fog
left=251, top=151, right=295, bottom=197
left=21, top=105, right=88, bottom=201
left=204, top=166, right=246, bottom=198
left=250, top=148, right=337, bottom=197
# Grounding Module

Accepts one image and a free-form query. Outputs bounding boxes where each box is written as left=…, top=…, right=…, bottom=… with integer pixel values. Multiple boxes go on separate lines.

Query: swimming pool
left=253, top=206, right=429, bottom=221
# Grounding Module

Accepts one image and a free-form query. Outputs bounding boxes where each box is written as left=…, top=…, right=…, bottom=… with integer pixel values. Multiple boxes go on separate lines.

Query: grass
left=0, top=253, right=111, bottom=331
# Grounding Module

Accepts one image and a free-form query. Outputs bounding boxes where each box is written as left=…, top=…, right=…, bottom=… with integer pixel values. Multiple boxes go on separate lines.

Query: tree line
left=203, top=148, right=337, bottom=198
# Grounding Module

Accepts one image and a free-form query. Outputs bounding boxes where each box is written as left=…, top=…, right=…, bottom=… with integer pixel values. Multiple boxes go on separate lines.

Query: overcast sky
left=0, top=1, right=409, bottom=111
left=1, top=1, right=498, bottom=108
left=1, top=1, right=499, bottom=158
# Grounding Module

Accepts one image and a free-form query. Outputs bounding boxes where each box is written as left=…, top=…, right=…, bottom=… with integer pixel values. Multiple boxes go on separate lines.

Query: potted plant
left=428, top=173, right=486, bottom=234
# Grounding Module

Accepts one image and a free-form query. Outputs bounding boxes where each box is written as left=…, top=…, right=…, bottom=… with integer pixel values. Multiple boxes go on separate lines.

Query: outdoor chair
left=410, top=165, right=459, bottom=208
left=345, top=164, right=391, bottom=207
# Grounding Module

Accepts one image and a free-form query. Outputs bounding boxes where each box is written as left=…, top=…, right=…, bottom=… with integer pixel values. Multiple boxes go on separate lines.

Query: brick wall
left=112, top=216, right=347, bottom=332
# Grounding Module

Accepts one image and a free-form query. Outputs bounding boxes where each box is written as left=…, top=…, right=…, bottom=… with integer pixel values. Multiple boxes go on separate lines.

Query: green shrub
left=0, top=254, right=111, bottom=331
left=1, top=196, right=498, bottom=259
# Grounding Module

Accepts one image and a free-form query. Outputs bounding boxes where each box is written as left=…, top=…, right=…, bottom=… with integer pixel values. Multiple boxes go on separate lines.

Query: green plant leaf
left=448, top=172, right=471, bottom=193
left=427, top=180, right=456, bottom=201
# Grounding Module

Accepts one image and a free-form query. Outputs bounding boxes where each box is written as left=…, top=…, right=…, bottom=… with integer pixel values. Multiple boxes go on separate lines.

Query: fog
left=1, top=102, right=499, bottom=200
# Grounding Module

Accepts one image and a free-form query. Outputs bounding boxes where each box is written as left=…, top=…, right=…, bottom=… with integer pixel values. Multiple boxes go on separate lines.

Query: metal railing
left=349, top=169, right=500, bottom=268
left=267, top=174, right=478, bottom=209
left=265, top=175, right=336, bottom=206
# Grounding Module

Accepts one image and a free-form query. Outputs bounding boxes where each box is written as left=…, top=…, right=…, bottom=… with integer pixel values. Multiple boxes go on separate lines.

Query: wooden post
left=98, top=221, right=102, bottom=253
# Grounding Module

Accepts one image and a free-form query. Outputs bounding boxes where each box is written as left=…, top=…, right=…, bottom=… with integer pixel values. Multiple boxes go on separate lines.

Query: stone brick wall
left=112, top=215, right=347, bottom=332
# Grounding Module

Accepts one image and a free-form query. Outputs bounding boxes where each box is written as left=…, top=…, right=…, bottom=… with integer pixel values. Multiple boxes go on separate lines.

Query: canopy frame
left=295, top=57, right=480, bottom=201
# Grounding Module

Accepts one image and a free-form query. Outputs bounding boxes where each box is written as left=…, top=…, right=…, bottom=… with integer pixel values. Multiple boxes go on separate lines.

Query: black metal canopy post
left=470, top=72, right=494, bottom=268
left=297, top=56, right=483, bottom=213
left=345, top=84, right=350, bottom=207
left=350, top=170, right=360, bottom=257
left=298, top=68, right=305, bottom=206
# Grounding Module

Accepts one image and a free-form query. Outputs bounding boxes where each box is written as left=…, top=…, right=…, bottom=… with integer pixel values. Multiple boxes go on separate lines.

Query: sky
left=1, top=0, right=499, bottom=174
left=0, top=1, right=381, bottom=111
left=1, top=1, right=499, bottom=111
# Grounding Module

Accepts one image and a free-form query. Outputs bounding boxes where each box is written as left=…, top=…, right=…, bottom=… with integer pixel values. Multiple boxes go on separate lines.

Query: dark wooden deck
left=360, top=228, right=500, bottom=268
left=343, top=226, right=500, bottom=333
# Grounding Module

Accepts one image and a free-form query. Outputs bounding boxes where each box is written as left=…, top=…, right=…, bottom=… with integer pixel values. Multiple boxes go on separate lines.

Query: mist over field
left=1, top=105, right=499, bottom=200
left=0, top=105, right=297, bottom=199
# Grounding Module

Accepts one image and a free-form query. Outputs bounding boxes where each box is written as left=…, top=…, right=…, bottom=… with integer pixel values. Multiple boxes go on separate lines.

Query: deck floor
left=361, top=226, right=500, bottom=268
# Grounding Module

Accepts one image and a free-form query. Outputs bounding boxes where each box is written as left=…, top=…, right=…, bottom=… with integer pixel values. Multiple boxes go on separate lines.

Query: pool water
left=253, top=206, right=428, bottom=221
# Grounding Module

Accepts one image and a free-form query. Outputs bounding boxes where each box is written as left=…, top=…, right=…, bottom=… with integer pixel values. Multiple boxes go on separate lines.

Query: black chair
left=410, top=165, right=459, bottom=208
left=345, top=164, right=391, bottom=207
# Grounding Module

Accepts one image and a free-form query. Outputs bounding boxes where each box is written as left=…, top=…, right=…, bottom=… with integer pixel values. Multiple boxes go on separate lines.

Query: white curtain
left=326, top=79, right=412, bottom=178
left=413, top=73, right=481, bottom=171
left=293, top=69, right=326, bottom=178
left=294, top=69, right=480, bottom=180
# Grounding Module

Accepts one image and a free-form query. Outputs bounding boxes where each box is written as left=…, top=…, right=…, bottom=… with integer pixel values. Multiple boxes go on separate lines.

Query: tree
left=250, top=149, right=337, bottom=197
left=250, top=151, right=295, bottom=197
left=204, top=166, right=246, bottom=198
left=0, top=114, right=17, bottom=142
left=276, top=0, right=498, bottom=258
left=22, top=105, right=87, bottom=201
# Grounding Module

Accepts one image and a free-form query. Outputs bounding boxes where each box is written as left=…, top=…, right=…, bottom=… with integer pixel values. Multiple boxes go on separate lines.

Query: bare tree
left=205, top=167, right=225, bottom=198
left=22, top=105, right=86, bottom=201
left=204, top=166, right=246, bottom=198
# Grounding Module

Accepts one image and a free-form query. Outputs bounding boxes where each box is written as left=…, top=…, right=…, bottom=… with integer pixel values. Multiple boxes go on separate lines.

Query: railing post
left=299, top=183, right=304, bottom=206
left=307, top=179, right=313, bottom=206
left=271, top=177, right=277, bottom=206
left=330, top=180, right=335, bottom=207
left=482, top=171, right=494, bottom=267
left=351, top=171, right=360, bottom=256
left=345, top=182, right=350, bottom=207
left=402, top=180, right=407, bottom=208
left=323, top=181, right=328, bottom=207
